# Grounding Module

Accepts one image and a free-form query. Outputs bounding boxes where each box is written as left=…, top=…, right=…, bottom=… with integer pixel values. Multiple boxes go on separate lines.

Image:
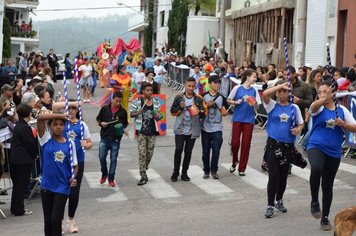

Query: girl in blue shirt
left=307, top=81, right=356, bottom=231
left=262, top=80, right=304, bottom=218
left=38, top=113, right=78, bottom=236
left=53, top=100, right=93, bottom=233
left=227, top=69, right=261, bottom=176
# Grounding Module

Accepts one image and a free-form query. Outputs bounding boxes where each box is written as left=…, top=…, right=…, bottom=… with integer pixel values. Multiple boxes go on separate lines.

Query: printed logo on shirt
left=68, top=130, right=76, bottom=141
left=54, top=150, right=66, bottom=163
left=279, top=113, right=290, bottom=122
left=325, top=119, right=336, bottom=129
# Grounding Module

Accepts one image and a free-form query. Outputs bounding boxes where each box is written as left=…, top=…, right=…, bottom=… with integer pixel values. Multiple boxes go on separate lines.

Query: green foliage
left=2, top=17, right=12, bottom=59
left=191, top=0, right=216, bottom=16
left=167, top=0, right=189, bottom=55
left=144, top=0, right=154, bottom=57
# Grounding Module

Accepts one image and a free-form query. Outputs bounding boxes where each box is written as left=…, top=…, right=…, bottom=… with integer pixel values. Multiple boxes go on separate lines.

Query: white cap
left=305, top=63, right=312, bottom=68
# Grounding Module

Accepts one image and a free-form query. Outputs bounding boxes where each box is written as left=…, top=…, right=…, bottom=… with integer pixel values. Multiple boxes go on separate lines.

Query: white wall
left=0, top=0, right=5, bottom=62
left=225, top=20, right=234, bottom=60
left=156, top=0, right=171, bottom=51
left=325, top=0, right=338, bottom=64
left=185, top=16, right=219, bottom=57
left=305, top=0, right=328, bottom=68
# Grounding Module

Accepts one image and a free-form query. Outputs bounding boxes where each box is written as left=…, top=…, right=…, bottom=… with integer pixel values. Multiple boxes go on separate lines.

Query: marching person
left=78, top=58, right=94, bottom=103
left=170, top=77, right=206, bottom=182
left=307, top=81, right=356, bottom=230
left=201, top=75, right=228, bottom=179
left=262, top=80, right=304, bottom=218
left=53, top=101, right=93, bottom=233
left=37, top=112, right=78, bottom=236
left=130, top=82, right=161, bottom=185
left=227, top=69, right=261, bottom=176
left=96, top=91, right=128, bottom=187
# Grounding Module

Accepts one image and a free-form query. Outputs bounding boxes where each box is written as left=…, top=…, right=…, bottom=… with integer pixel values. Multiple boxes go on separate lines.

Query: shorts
left=79, top=76, right=94, bottom=87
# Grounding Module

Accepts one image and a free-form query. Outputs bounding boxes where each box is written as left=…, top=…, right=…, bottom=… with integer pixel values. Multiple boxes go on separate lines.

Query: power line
left=33, top=4, right=173, bottom=12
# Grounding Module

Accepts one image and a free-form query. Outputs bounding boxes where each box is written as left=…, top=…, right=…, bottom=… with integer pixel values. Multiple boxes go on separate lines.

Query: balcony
left=128, top=11, right=148, bottom=32
left=11, top=27, right=37, bottom=38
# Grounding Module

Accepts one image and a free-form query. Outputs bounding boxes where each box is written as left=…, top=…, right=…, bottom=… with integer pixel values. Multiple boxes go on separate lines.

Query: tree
left=3, top=17, right=12, bottom=59
left=143, top=0, right=154, bottom=57
left=167, top=0, right=189, bottom=55
left=191, top=0, right=216, bottom=16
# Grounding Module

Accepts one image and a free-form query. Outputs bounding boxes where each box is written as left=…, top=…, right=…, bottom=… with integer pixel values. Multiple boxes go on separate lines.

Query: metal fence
left=166, top=63, right=191, bottom=92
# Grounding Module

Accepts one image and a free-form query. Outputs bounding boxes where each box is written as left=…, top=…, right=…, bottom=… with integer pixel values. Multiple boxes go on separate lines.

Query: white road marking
left=339, top=162, right=356, bottom=174
left=128, top=169, right=181, bottom=199
left=220, top=163, right=298, bottom=194
left=188, top=165, right=234, bottom=196
left=84, top=172, right=128, bottom=202
left=291, top=167, right=353, bottom=190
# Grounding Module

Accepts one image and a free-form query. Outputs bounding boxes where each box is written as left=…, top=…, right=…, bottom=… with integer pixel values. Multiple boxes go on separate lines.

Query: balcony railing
left=11, top=26, right=37, bottom=38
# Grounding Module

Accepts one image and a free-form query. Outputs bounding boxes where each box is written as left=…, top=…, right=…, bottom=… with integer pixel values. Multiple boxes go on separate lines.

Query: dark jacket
left=10, top=119, right=38, bottom=165
left=292, top=79, right=313, bottom=119
left=170, top=93, right=207, bottom=138
left=96, top=103, right=128, bottom=140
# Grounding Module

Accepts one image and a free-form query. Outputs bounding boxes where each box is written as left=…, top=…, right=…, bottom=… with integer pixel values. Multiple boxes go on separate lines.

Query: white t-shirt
left=78, top=64, right=92, bottom=78
left=153, top=65, right=167, bottom=76
left=133, top=71, right=145, bottom=84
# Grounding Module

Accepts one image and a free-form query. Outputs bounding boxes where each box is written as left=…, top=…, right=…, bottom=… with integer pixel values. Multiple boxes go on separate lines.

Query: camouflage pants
left=137, top=133, right=156, bottom=176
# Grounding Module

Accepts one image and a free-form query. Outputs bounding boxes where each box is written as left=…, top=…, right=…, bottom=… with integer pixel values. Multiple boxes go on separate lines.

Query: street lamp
left=117, top=2, right=145, bottom=16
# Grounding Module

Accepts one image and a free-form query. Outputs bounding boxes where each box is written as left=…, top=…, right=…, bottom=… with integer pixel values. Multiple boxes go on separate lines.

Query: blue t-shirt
left=264, top=100, right=303, bottom=143
left=41, top=138, right=78, bottom=195
left=228, top=85, right=261, bottom=124
left=63, top=121, right=90, bottom=163
left=307, top=106, right=350, bottom=158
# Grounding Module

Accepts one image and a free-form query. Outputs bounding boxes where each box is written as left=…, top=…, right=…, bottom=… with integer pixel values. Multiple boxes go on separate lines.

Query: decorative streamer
left=74, top=58, right=86, bottom=156
left=62, top=71, right=75, bottom=179
left=283, top=37, right=295, bottom=127
left=326, top=43, right=339, bottom=118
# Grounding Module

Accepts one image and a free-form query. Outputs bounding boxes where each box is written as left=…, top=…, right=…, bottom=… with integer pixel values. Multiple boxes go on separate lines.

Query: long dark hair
left=241, top=69, right=256, bottom=84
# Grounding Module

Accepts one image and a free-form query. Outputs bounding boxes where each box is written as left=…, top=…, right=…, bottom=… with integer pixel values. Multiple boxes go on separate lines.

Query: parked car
left=55, top=54, right=66, bottom=80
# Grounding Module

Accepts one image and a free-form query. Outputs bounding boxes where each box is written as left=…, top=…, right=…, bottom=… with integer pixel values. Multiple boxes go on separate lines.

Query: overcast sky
left=33, top=0, right=140, bottom=21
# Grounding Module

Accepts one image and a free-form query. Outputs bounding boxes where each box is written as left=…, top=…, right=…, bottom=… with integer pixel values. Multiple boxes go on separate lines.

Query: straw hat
left=102, top=53, right=109, bottom=60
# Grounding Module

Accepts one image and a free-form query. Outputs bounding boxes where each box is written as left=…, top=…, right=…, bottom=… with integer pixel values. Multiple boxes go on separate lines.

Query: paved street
left=1, top=82, right=355, bottom=236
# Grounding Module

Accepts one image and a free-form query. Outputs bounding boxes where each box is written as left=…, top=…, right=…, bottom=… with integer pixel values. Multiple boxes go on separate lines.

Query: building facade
left=4, top=0, right=40, bottom=61
left=336, top=0, right=356, bottom=67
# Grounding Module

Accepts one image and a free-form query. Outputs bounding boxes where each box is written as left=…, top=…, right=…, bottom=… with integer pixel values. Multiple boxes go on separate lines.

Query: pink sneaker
left=108, top=180, right=116, bottom=187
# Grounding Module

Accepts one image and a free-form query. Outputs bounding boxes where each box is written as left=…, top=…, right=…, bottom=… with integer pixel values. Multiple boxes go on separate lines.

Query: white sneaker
left=67, top=219, right=79, bottom=233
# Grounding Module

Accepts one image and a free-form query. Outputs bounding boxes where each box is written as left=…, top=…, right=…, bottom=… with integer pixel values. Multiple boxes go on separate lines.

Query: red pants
left=231, top=122, right=254, bottom=172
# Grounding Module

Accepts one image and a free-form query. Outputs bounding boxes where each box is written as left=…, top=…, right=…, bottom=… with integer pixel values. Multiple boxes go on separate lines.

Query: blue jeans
left=99, top=139, right=121, bottom=181
left=91, top=74, right=97, bottom=94
left=201, top=130, right=223, bottom=173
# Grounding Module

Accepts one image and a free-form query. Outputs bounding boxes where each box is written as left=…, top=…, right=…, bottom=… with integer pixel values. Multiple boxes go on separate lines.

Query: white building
left=156, top=0, right=171, bottom=51
left=4, top=0, right=40, bottom=61
left=128, top=0, right=219, bottom=57
left=305, top=0, right=338, bottom=68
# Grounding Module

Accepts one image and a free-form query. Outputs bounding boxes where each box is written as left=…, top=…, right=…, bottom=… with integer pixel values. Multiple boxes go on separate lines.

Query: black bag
left=291, top=148, right=307, bottom=169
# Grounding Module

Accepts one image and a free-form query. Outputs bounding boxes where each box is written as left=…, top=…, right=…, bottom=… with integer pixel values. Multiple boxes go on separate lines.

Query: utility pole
left=219, top=0, right=226, bottom=60
left=0, top=0, right=4, bottom=62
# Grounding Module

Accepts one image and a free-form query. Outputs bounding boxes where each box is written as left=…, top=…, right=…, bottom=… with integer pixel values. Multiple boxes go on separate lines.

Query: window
left=160, top=11, right=165, bottom=27
left=226, top=0, right=231, bottom=9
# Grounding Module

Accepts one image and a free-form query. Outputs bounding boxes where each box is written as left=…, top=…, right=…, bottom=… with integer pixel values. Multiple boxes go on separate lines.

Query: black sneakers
left=320, top=217, right=332, bottom=231
left=171, top=172, right=179, bottom=182
left=275, top=200, right=287, bottom=213
left=265, top=206, right=274, bottom=218
left=181, top=174, right=190, bottom=181
left=203, top=172, right=210, bottom=179
left=211, top=172, right=219, bottom=179
left=137, top=175, right=148, bottom=186
left=311, top=202, right=322, bottom=219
